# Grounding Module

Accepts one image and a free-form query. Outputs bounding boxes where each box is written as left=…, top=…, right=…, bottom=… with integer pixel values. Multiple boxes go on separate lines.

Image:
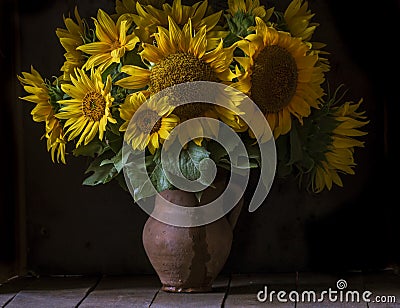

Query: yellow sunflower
left=77, top=9, right=140, bottom=71
left=18, top=66, right=66, bottom=163
left=227, top=0, right=273, bottom=21
left=116, top=17, right=240, bottom=145
left=56, top=68, right=116, bottom=147
left=313, top=99, right=368, bottom=193
left=116, top=17, right=236, bottom=116
left=46, top=117, right=67, bottom=164
left=213, top=84, right=248, bottom=133
left=284, top=0, right=316, bottom=42
left=56, top=7, right=86, bottom=81
left=283, top=0, right=330, bottom=72
left=130, top=0, right=227, bottom=50
left=114, top=0, right=165, bottom=18
left=235, top=17, right=325, bottom=138
left=121, top=91, right=179, bottom=154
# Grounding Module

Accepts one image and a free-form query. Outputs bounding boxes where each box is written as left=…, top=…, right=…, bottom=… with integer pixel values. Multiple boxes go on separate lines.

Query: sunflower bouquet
left=18, top=0, right=368, bottom=200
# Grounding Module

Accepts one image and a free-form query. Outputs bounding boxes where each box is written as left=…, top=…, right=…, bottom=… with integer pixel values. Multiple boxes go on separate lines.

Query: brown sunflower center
left=82, top=91, right=106, bottom=121
left=110, top=40, right=121, bottom=50
left=150, top=52, right=216, bottom=93
left=251, top=45, right=298, bottom=113
left=149, top=52, right=217, bottom=121
left=137, top=110, right=161, bottom=134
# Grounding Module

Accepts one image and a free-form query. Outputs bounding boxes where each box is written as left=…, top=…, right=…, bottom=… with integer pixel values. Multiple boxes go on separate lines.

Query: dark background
left=1, top=0, right=399, bottom=279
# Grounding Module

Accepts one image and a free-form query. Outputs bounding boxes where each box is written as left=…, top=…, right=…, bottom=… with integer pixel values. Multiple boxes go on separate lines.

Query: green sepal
left=225, top=11, right=255, bottom=38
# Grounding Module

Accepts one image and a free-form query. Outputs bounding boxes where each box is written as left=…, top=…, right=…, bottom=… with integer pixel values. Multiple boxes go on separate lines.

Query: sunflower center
left=82, top=91, right=106, bottom=121
left=175, top=102, right=214, bottom=121
left=137, top=110, right=161, bottom=134
left=110, top=40, right=121, bottom=50
left=251, top=45, right=298, bottom=113
left=149, top=52, right=217, bottom=120
left=150, top=52, right=216, bottom=93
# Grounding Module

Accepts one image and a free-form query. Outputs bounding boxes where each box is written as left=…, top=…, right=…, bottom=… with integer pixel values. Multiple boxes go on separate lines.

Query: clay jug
left=142, top=177, right=243, bottom=292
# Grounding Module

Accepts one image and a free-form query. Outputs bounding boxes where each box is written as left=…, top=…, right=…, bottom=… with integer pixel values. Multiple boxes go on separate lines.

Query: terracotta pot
left=142, top=178, right=243, bottom=292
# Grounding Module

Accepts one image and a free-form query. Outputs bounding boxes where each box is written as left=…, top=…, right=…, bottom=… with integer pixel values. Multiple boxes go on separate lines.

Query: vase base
left=162, top=285, right=212, bottom=293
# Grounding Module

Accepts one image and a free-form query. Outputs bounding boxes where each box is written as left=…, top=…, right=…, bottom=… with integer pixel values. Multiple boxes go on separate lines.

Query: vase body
left=142, top=187, right=238, bottom=292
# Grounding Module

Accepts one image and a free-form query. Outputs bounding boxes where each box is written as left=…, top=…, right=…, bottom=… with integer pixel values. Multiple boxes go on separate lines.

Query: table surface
left=1, top=270, right=399, bottom=307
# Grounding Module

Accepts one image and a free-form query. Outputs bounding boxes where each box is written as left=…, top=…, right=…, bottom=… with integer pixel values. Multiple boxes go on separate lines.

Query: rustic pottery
left=142, top=175, right=243, bottom=292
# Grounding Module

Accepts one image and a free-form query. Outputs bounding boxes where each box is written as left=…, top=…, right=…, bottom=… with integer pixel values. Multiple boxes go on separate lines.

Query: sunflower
left=56, top=7, right=86, bottom=81
left=18, top=66, right=66, bottom=163
left=283, top=0, right=316, bottom=42
left=283, top=0, right=330, bottom=72
left=121, top=91, right=179, bottom=154
left=116, top=17, right=240, bottom=145
left=312, top=98, right=368, bottom=193
left=223, top=0, right=274, bottom=48
left=116, top=17, right=236, bottom=116
left=56, top=68, right=116, bottom=147
left=46, top=117, right=67, bottom=164
left=227, top=0, right=273, bottom=21
left=235, top=17, right=325, bottom=138
left=77, top=9, right=140, bottom=71
left=114, top=0, right=165, bottom=18
left=130, top=0, right=227, bottom=50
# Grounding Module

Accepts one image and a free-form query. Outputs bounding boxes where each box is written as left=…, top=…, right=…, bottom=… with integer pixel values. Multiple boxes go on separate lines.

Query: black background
left=1, top=0, right=399, bottom=276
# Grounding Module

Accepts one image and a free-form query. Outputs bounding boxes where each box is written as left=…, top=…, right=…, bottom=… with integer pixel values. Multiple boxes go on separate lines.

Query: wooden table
left=1, top=270, right=399, bottom=307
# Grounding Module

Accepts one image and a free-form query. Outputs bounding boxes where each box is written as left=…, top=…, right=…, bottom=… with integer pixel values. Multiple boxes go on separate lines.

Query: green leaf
left=115, top=172, right=128, bottom=192
left=100, top=148, right=124, bottom=173
left=73, top=140, right=108, bottom=158
left=123, top=150, right=173, bottom=202
left=150, top=163, right=174, bottom=192
left=105, top=128, right=123, bottom=154
left=207, top=140, right=229, bottom=164
left=179, top=142, right=210, bottom=181
left=83, top=155, right=118, bottom=186
left=243, top=139, right=262, bottom=167
left=124, top=160, right=156, bottom=201
left=216, top=159, right=232, bottom=171
left=106, top=121, right=122, bottom=137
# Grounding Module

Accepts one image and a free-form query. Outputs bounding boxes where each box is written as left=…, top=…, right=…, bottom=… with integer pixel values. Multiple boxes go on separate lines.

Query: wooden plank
left=0, top=276, right=34, bottom=307
left=4, top=276, right=98, bottom=308
left=79, top=275, right=161, bottom=308
left=150, top=275, right=229, bottom=308
left=224, top=273, right=297, bottom=307
left=0, top=263, right=15, bottom=286
left=296, top=271, right=367, bottom=308
left=363, top=270, right=400, bottom=308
